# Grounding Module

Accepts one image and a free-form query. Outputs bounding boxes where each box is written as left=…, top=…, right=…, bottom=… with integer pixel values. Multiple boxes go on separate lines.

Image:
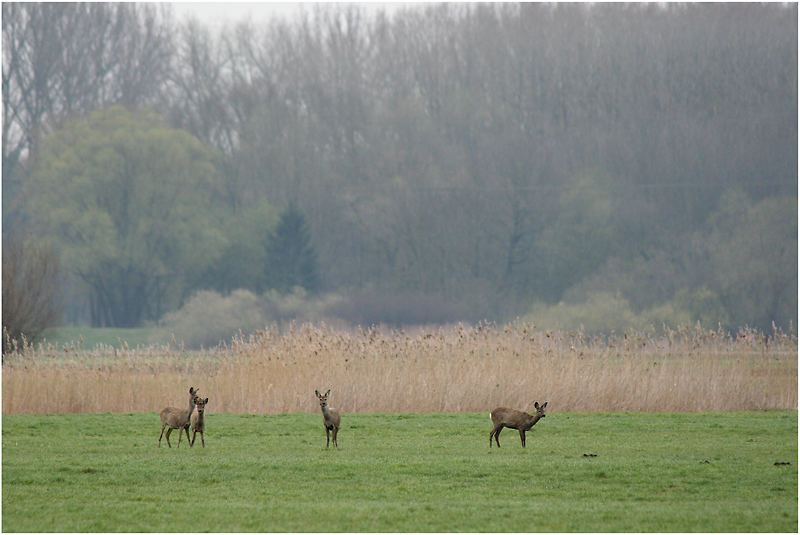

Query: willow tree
left=25, top=106, right=226, bottom=326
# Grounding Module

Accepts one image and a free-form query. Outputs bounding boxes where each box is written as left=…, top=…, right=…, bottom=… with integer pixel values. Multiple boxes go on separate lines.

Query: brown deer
left=315, top=389, right=340, bottom=448
left=158, top=386, right=198, bottom=448
left=489, top=401, right=547, bottom=448
left=190, top=396, right=208, bottom=448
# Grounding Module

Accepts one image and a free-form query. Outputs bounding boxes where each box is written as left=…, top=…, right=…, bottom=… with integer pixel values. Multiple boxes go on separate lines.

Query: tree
left=8, top=3, right=796, bottom=330
left=264, top=204, right=320, bottom=293
left=24, top=106, right=226, bottom=327
left=708, top=194, right=798, bottom=330
left=2, top=237, right=61, bottom=353
left=202, top=200, right=278, bottom=294
left=532, top=169, right=622, bottom=302
left=2, top=3, right=174, bottom=230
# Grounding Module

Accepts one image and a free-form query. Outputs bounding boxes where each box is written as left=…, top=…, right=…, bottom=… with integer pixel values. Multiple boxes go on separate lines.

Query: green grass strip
left=3, top=411, right=796, bottom=532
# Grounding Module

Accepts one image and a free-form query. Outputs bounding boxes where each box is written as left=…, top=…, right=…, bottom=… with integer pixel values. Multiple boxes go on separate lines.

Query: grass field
left=38, top=327, right=170, bottom=349
left=2, top=411, right=796, bottom=532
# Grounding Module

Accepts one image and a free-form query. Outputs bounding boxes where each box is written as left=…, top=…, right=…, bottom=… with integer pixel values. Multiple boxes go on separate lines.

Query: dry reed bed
left=2, top=323, right=797, bottom=414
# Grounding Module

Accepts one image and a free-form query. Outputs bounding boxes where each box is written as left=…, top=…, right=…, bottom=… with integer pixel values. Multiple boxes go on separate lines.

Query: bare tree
left=2, top=3, right=174, bottom=233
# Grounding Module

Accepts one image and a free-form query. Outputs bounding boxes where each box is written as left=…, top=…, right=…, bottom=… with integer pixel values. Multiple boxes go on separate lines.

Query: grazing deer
left=158, top=386, right=198, bottom=448
left=315, top=389, right=340, bottom=448
left=489, top=401, right=547, bottom=448
left=190, top=396, right=209, bottom=448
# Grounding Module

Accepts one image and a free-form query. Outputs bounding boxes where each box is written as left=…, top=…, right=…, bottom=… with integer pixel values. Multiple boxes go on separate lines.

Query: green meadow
left=2, top=411, right=796, bottom=532
left=38, top=327, right=170, bottom=350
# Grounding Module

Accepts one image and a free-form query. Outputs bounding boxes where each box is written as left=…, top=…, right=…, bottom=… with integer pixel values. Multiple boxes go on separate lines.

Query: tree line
left=3, top=3, right=797, bottom=341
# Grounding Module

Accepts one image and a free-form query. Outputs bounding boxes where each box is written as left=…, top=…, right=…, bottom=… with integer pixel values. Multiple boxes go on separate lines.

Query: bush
left=159, top=289, right=266, bottom=349
left=526, top=292, right=640, bottom=333
left=670, top=287, right=729, bottom=328
left=525, top=291, right=713, bottom=334
left=260, top=287, right=341, bottom=323
left=160, top=287, right=480, bottom=347
left=160, top=288, right=344, bottom=348
left=2, top=238, right=61, bottom=353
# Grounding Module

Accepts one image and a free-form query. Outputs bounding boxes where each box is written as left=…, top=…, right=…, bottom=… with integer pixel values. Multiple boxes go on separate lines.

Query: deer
left=190, top=396, right=209, bottom=448
left=315, top=389, right=340, bottom=448
left=489, top=401, right=547, bottom=448
left=158, top=386, right=199, bottom=448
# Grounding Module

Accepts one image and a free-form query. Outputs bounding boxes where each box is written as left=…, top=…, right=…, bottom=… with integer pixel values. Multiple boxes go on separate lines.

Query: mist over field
left=3, top=3, right=797, bottom=346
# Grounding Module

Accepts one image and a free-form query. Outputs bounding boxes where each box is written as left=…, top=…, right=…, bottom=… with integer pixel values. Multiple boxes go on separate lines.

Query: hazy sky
left=171, top=2, right=307, bottom=27
left=170, top=2, right=412, bottom=29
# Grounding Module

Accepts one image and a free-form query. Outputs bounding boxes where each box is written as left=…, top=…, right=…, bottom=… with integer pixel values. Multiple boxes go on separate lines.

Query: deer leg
left=191, top=429, right=196, bottom=447
left=519, top=429, right=526, bottom=447
left=165, top=427, right=173, bottom=448
left=200, top=431, right=205, bottom=448
left=332, top=427, right=338, bottom=448
left=184, top=426, right=191, bottom=444
left=159, top=424, right=166, bottom=447
left=177, top=426, right=183, bottom=448
left=492, top=425, right=503, bottom=448
left=325, top=426, right=331, bottom=448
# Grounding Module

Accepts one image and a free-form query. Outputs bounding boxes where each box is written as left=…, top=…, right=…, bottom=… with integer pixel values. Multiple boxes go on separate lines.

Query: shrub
left=261, top=287, right=341, bottom=323
left=162, top=286, right=488, bottom=348
left=2, top=238, right=61, bottom=354
left=159, top=289, right=266, bottom=349
left=526, top=291, right=715, bottom=334
left=526, top=292, right=640, bottom=333
left=160, top=288, right=345, bottom=348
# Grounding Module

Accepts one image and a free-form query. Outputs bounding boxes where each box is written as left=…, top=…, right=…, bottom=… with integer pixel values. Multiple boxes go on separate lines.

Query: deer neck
left=185, top=400, right=196, bottom=425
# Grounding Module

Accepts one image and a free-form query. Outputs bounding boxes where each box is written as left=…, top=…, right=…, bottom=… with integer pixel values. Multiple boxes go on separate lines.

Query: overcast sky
left=170, top=2, right=305, bottom=28
left=170, top=2, right=413, bottom=29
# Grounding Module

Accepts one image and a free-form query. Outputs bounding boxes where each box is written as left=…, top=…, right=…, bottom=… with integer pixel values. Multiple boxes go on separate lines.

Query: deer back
left=160, top=407, right=187, bottom=428
left=491, top=402, right=547, bottom=431
left=490, top=407, right=531, bottom=428
left=160, top=386, right=198, bottom=428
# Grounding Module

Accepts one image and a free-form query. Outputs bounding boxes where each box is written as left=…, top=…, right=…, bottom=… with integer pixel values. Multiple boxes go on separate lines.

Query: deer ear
left=315, top=390, right=321, bottom=397
left=325, top=389, right=331, bottom=397
left=534, top=402, right=540, bottom=409
left=204, top=398, right=209, bottom=403
left=541, top=402, right=548, bottom=409
left=190, top=387, right=196, bottom=394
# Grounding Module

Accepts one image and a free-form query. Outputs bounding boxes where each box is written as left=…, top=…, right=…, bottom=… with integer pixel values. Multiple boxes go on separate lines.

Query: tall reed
left=2, top=323, right=796, bottom=414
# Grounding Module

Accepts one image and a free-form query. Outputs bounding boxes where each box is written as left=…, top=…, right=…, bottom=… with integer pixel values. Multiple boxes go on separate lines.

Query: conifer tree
left=264, top=204, right=320, bottom=293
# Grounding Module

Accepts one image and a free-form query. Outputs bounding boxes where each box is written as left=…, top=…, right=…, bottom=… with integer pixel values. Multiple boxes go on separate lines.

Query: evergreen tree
left=264, top=204, right=320, bottom=293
